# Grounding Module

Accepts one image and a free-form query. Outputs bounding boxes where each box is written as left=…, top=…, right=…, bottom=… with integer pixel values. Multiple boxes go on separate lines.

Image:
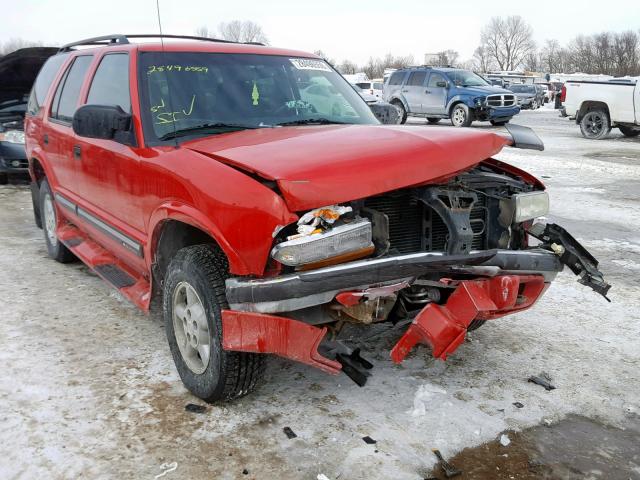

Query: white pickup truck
left=563, top=78, right=640, bottom=139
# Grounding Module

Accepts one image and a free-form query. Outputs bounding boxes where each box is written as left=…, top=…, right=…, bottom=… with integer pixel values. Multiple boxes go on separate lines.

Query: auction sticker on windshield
left=289, top=58, right=332, bottom=72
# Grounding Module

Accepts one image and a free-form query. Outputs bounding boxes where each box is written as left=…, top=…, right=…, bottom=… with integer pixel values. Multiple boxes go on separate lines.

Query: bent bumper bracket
left=390, top=275, right=546, bottom=362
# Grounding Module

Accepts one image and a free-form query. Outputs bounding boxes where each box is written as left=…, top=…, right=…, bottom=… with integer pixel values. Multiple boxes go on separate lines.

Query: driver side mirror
left=436, top=81, right=448, bottom=88
left=73, top=105, right=132, bottom=143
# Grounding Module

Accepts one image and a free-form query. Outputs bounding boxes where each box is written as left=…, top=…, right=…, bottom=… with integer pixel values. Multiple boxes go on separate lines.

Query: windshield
left=509, top=85, right=536, bottom=93
left=138, top=52, right=378, bottom=141
left=447, top=70, right=489, bottom=87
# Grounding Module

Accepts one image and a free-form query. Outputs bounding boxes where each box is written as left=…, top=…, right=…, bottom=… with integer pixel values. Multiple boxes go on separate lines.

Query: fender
left=446, top=95, right=474, bottom=113
left=389, top=95, right=409, bottom=112
left=147, top=202, right=250, bottom=275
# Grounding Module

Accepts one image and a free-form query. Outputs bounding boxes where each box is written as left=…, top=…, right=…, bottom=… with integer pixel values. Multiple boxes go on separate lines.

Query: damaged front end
left=221, top=142, right=611, bottom=386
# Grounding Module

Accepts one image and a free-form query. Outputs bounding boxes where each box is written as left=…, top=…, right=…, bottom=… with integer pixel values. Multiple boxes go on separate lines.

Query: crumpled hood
left=184, top=125, right=510, bottom=211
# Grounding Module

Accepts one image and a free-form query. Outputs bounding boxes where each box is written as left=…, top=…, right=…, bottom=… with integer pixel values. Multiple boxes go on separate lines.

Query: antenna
left=155, top=0, right=179, bottom=146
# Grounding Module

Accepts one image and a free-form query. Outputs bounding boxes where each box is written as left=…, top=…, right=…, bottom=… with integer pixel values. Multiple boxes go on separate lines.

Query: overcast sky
left=2, top=0, right=638, bottom=64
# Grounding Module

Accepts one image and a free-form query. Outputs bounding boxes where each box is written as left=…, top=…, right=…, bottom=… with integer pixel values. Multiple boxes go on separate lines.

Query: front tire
left=427, top=117, right=441, bottom=124
left=580, top=109, right=611, bottom=140
left=163, top=244, right=264, bottom=402
left=450, top=104, right=473, bottom=127
left=40, top=179, right=75, bottom=263
left=619, top=125, right=640, bottom=137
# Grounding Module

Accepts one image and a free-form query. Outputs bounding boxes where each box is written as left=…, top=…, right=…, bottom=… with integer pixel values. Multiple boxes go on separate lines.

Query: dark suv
left=25, top=35, right=609, bottom=402
left=383, top=66, right=520, bottom=127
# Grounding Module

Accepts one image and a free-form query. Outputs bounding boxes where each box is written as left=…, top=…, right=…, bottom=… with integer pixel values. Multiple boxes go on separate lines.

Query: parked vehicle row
left=24, top=34, right=609, bottom=402
left=382, top=66, right=521, bottom=127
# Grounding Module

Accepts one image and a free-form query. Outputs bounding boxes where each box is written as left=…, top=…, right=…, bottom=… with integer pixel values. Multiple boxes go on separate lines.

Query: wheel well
left=152, top=220, right=224, bottom=289
left=449, top=101, right=464, bottom=115
left=577, top=101, right=610, bottom=123
left=31, top=158, right=46, bottom=184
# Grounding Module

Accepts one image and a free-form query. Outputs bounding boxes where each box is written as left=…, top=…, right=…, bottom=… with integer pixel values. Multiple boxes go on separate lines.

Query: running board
left=57, top=222, right=151, bottom=311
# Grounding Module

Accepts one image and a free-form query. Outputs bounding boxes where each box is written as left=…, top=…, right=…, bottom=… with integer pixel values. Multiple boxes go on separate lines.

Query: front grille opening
left=363, top=190, right=488, bottom=254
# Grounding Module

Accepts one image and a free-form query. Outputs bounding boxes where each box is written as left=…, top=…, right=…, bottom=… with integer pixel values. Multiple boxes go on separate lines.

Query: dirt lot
left=1, top=107, right=639, bottom=480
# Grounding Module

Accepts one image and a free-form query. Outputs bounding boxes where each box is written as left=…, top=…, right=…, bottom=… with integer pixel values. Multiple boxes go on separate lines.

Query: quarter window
left=27, top=53, right=70, bottom=115
left=50, top=55, right=93, bottom=123
left=407, top=71, right=426, bottom=86
left=388, top=72, right=405, bottom=86
left=87, top=54, right=131, bottom=113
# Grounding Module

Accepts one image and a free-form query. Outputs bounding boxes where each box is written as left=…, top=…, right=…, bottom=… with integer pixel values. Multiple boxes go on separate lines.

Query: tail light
left=560, top=85, right=566, bottom=102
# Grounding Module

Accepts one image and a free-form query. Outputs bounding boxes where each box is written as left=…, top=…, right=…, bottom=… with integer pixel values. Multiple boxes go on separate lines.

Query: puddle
left=429, top=415, right=640, bottom=480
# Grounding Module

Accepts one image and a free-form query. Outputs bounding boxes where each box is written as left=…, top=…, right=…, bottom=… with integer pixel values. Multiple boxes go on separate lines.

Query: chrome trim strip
left=76, top=206, right=144, bottom=258
left=54, top=193, right=77, bottom=213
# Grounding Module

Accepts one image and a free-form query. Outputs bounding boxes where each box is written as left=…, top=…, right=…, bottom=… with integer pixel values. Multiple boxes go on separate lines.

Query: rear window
left=373, top=82, right=383, bottom=90
left=356, top=82, right=371, bottom=89
left=27, top=53, right=70, bottom=115
left=50, top=55, right=93, bottom=123
left=407, top=71, right=426, bottom=86
left=388, top=71, right=405, bottom=86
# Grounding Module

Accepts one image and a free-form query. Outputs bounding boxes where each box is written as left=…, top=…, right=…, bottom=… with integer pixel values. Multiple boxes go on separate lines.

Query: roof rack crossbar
left=58, top=34, right=266, bottom=53
left=59, top=34, right=129, bottom=52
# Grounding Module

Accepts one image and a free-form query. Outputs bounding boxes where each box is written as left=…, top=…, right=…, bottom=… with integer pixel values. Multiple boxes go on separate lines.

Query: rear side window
left=50, top=55, right=93, bottom=123
left=355, top=82, right=371, bottom=89
left=373, top=82, right=383, bottom=90
left=388, top=72, right=406, bottom=86
left=87, top=54, right=131, bottom=113
left=407, top=71, right=426, bottom=86
left=27, top=53, right=70, bottom=115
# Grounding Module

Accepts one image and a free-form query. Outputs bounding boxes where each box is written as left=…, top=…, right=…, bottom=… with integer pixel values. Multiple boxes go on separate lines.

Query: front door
left=403, top=71, right=427, bottom=114
left=423, top=72, right=448, bottom=115
left=74, top=52, right=147, bottom=273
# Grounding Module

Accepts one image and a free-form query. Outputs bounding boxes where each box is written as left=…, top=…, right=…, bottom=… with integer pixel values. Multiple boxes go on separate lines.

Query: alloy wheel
left=172, top=281, right=211, bottom=374
left=43, top=192, right=58, bottom=247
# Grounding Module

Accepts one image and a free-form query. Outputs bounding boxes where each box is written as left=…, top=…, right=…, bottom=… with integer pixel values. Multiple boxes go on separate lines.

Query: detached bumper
left=226, top=248, right=563, bottom=313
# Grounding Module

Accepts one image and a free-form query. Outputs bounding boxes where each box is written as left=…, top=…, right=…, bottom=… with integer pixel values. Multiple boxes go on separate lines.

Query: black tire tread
left=40, top=179, right=75, bottom=263
left=165, top=244, right=265, bottom=402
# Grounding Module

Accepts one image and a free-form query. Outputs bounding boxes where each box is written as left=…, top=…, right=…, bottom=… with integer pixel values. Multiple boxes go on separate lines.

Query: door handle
left=425, top=90, right=431, bottom=94
left=401, top=89, right=409, bottom=93
left=73, top=145, right=81, bottom=160
left=43, top=134, right=48, bottom=145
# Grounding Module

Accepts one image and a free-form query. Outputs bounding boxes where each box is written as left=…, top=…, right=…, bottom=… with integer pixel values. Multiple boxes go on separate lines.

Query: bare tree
left=362, top=53, right=414, bottom=79
left=313, top=50, right=336, bottom=66
left=471, top=45, right=494, bottom=72
left=436, top=50, right=459, bottom=66
left=337, top=60, right=358, bottom=75
left=480, top=16, right=536, bottom=70
left=217, top=20, right=269, bottom=44
left=540, top=39, right=561, bottom=73
left=194, top=26, right=212, bottom=38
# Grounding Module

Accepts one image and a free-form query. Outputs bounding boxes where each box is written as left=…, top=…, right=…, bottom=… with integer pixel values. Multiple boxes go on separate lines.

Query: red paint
left=390, top=275, right=546, bottom=362
left=221, top=310, right=342, bottom=374
left=186, top=125, right=511, bottom=211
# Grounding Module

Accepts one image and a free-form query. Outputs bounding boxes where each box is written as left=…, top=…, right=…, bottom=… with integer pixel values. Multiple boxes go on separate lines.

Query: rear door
left=46, top=54, right=93, bottom=197
left=403, top=71, right=427, bottom=113
left=423, top=72, right=448, bottom=115
left=74, top=52, right=146, bottom=272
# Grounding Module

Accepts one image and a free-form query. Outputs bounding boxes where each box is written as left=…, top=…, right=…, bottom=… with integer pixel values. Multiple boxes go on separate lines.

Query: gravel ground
left=1, top=106, right=639, bottom=480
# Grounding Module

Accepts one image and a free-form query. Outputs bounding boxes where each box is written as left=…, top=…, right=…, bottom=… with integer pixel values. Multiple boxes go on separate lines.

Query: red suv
left=25, top=35, right=610, bottom=402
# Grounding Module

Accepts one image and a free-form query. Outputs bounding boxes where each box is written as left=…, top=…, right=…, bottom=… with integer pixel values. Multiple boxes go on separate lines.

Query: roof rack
left=58, top=33, right=264, bottom=52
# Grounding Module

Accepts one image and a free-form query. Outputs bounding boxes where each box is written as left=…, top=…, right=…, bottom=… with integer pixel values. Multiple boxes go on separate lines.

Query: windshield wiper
left=159, top=123, right=261, bottom=141
left=276, top=118, right=348, bottom=127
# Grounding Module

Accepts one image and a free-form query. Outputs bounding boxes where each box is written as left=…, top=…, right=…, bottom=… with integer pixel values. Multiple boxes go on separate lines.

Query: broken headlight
left=513, top=191, right=549, bottom=222
left=271, top=219, right=374, bottom=267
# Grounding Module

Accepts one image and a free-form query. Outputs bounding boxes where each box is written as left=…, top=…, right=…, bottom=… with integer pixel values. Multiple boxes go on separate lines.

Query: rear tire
left=619, top=125, right=640, bottom=137
left=580, top=109, right=611, bottom=140
left=450, top=104, right=473, bottom=127
left=40, top=179, right=75, bottom=263
left=163, top=244, right=265, bottom=402
left=0, top=173, right=7, bottom=185
left=427, top=117, right=441, bottom=124
left=392, top=100, right=407, bottom=124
